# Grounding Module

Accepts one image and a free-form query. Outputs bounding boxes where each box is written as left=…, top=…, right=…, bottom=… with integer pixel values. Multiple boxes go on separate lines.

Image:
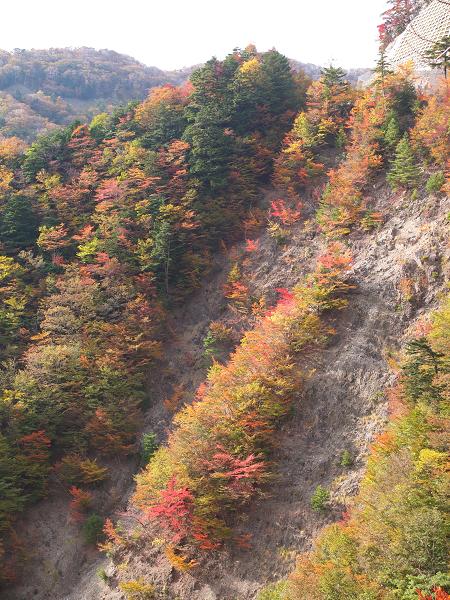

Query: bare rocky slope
left=7, top=181, right=449, bottom=600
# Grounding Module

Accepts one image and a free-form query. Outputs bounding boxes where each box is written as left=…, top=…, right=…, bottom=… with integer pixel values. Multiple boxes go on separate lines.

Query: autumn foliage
left=418, top=589, right=450, bottom=600
left=411, top=85, right=450, bottom=167
left=0, top=45, right=306, bottom=585
left=259, top=296, right=450, bottom=599
left=132, top=245, right=351, bottom=554
left=69, top=486, right=93, bottom=522
left=0, top=37, right=448, bottom=591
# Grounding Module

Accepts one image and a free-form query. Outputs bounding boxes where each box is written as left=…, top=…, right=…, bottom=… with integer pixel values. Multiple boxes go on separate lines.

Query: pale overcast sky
left=3, top=0, right=388, bottom=70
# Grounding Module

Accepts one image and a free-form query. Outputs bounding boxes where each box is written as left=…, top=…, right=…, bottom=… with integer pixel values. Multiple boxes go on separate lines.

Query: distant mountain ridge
left=288, top=59, right=371, bottom=84
left=0, top=47, right=194, bottom=141
left=0, top=47, right=370, bottom=141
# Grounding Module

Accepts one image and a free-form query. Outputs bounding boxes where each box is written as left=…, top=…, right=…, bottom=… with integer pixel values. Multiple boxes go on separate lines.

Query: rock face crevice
left=9, top=185, right=449, bottom=600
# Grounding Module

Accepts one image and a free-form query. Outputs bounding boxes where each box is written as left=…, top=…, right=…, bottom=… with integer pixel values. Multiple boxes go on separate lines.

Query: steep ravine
left=8, top=186, right=449, bottom=600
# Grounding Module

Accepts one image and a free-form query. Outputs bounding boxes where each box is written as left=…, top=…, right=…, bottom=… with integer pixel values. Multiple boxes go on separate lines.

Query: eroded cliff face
left=8, top=181, right=449, bottom=600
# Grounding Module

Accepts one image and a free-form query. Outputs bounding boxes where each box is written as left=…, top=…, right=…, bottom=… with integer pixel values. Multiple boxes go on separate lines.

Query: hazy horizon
left=3, top=0, right=387, bottom=70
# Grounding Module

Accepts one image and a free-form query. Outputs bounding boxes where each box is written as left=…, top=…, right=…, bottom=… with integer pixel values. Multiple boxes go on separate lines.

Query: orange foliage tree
left=316, top=87, right=388, bottom=234
left=411, top=86, right=450, bottom=167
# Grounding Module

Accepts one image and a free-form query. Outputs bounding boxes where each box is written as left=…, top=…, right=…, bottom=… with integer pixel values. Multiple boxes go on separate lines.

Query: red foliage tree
left=147, top=477, right=195, bottom=544
left=418, top=589, right=450, bottom=600
left=17, top=430, right=52, bottom=499
left=85, top=407, right=139, bottom=457
left=245, top=239, right=259, bottom=253
left=18, top=431, right=51, bottom=463
left=68, top=486, right=92, bottom=522
left=379, top=0, right=422, bottom=49
left=67, top=124, right=98, bottom=167
left=270, top=199, right=302, bottom=225
left=275, top=287, right=295, bottom=307
left=202, top=447, right=266, bottom=501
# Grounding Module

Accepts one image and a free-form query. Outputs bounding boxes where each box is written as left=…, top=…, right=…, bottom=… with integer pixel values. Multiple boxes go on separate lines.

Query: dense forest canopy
left=0, top=47, right=373, bottom=143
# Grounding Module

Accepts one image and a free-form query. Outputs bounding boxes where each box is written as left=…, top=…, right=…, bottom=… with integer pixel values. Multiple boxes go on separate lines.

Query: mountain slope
left=0, top=44, right=448, bottom=600
left=8, top=176, right=448, bottom=600
left=55, top=181, right=448, bottom=600
left=0, top=47, right=371, bottom=142
left=0, top=47, right=193, bottom=140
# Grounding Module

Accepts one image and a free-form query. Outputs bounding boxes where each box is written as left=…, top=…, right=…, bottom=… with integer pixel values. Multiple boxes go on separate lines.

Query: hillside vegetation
left=0, top=39, right=448, bottom=600
left=0, top=47, right=192, bottom=140
left=259, top=297, right=449, bottom=600
left=0, top=45, right=305, bottom=586
left=0, top=47, right=369, bottom=144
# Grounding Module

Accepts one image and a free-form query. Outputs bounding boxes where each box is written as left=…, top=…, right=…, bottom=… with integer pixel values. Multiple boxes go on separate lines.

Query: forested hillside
left=0, top=35, right=448, bottom=600
left=0, top=47, right=192, bottom=141
left=0, top=45, right=306, bottom=587
left=0, top=47, right=370, bottom=144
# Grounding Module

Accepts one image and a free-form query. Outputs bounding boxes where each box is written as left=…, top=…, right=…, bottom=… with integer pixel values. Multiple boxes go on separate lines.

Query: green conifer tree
left=320, top=65, right=348, bottom=87
left=0, top=194, right=38, bottom=249
left=384, top=115, right=401, bottom=150
left=424, top=35, right=450, bottom=79
left=387, top=134, right=420, bottom=189
left=335, top=125, right=347, bottom=149
left=373, top=49, right=393, bottom=86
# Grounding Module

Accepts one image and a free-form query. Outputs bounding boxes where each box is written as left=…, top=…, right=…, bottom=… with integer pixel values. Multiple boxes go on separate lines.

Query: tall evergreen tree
left=0, top=194, right=38, bottom=250
left=320, top=65, right=348, bottom=87
left=387, top=134, right=420, bottom=189
left=260, top=50, right=297, bottom=116
left=183, top=56, right=238, bottom=192
left=373, top=49, right=393, bottom=86
left=384, top=115, right=401, bottom=150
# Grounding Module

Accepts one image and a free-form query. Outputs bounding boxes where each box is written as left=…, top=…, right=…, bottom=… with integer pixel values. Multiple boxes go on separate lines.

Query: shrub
left=165, top=544, right=198, bottom=571
left=267, top=221, right=289, bottom=245
left=392, top=574, right=450, bottom=600
left=361, top=211, right=383, bottom=231
left=224, top=262, right=249, bottom=308
left=82, top=514, right=105, bottom=545
left=418, top=589, right=450, bottom=600
left=340, top=450, right=353, bottom=467
left=68, top=486, right=92, bottom=522
left=118, top=579, right=155, bottom=599
left=163, top=384, right=185, bottom=414
left=141, top=433, right=158, bottom=466
left=310, top=485, right=330, bottom=512
left=269, top=199, right=302, bottom=226
left=202, top=322, right=233, bottom=362
left=426, top=172, right=446, bottom=194
left=387, top=135, right=420, bottom=190
left=56, top=454, right=108, bottom=485
left=98, top=518, right=125, bottom=555
left=97, top=568, right=109, bottom=583
left=257, top=581, right=288, bottom=600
